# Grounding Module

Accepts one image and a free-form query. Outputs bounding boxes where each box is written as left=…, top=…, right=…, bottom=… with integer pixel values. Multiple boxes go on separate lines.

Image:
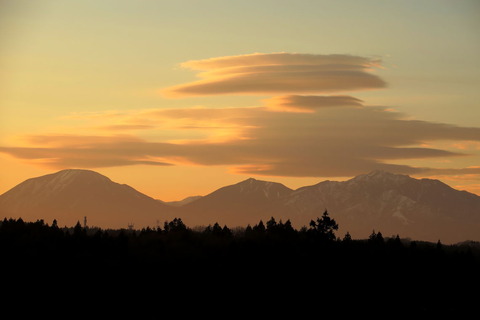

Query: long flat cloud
left=162, top=53, right=386, bottom=97
left=2, top=104, right=480, bottom=177
left=264, top=95, right=364, bottom=112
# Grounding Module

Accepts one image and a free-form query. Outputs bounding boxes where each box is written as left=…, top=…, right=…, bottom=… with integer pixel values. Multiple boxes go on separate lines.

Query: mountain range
left=1, top=169, right=479, bottom=243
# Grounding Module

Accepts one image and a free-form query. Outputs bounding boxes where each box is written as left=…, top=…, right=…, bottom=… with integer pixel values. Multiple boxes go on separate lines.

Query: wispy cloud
left=162, top=53, right=386, bottom=97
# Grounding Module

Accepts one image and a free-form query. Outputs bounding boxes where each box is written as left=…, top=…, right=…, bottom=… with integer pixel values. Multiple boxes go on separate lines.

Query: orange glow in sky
left=1, top=1, right=480, bottom=200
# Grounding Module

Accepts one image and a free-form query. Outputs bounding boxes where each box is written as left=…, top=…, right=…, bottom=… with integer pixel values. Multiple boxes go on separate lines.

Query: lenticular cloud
left=162, top=52, right=386, bottom=97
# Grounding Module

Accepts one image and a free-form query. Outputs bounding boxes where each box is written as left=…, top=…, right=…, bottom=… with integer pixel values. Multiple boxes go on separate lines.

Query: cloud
left=2, top=105, right=480, bottom=178
left=264, top=95, right=364, bottom=112
left=98, top=124, right=155, bottom=131
left=451, top=141, right=480, bottom=150
left=454, top=183, right=480, bottom=195
left=0, top=135, right=174, bottom=168
left=2, top=52, right=479, bottom=185
left=162, top=53, right=386, bottom=97
left=24, top=134, right=144, bottom=147
left=180, top=52, right=381, bottom=70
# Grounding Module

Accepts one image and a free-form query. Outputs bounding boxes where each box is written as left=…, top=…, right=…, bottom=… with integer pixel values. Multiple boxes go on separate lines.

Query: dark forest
left=1, top=211, right=479, bottom=312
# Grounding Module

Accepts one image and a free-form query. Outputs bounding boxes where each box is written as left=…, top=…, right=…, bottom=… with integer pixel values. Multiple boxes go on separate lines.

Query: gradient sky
left=1, top=0, right=480, bottom=200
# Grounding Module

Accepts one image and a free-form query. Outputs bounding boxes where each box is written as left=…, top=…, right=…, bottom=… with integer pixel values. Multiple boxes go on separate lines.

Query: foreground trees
left=1, top=215, right=478, bottom=312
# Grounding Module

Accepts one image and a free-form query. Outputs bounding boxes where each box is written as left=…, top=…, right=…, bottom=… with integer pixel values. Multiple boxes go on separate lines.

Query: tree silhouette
left=204, top=225, right=212, bottom=234
left=284, top=220, right=294, bottom=233
left=212, top=222, right=223, bottom=236
left=436, top=240, right=443, bottom=251
left=368, top=230, right=385, bottom=246
left=308, top=210, right=338, bottom=242
left=394, top=234, right=401, bottom=245
left=73, top=221, right=86, bottom=238
left=222, top=225, right=232, bottom=237
left=164, top=218, right=187, bottom=233
left=343, top=232, right=352, bottom=243
left=376, top=231, right=384, bottom=243
left=387, top=234, right=403, bottom=250
left=266, top=217, right=277, bottom=232
left=253, top=220, right=266, bottom=234
left=244, top=224, right=253, bottom=237
left=435, top=240, right=443, bottom=253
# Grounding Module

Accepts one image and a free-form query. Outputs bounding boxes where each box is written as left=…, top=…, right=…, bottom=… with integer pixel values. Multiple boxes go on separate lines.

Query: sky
left=1, top=0, right=480, bottom=200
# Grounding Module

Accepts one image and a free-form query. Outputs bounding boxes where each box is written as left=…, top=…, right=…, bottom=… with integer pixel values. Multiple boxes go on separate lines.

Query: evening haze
left=1, top=1, right=480, bottom=202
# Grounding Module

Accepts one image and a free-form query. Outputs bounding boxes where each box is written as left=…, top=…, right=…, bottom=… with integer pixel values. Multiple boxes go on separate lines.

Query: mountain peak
left=54, top=168, right=109, bottom=178
left=367, top=169, right=389, bottom=175
left=235, top=177, right=291, bottom=190
left=57, top=168, right=97, bottom=174
left=0, top=169, right=169, bottom=228
left=35, top=169, right=112, bottom=188
left=366, top=170, right=400, bottom=177
left=351, top=170, right=410, bottom=183
left=235, top=177, right=274, bottom=187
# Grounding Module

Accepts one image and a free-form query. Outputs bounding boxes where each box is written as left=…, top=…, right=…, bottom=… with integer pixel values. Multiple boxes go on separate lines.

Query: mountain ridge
left=1, top=169, right=479, bottom=243
left=277, top=170, right=480, bottom=243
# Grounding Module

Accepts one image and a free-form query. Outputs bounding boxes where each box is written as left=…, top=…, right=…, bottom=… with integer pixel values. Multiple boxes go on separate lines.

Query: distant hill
left=0, top=169, right=173, bottom=229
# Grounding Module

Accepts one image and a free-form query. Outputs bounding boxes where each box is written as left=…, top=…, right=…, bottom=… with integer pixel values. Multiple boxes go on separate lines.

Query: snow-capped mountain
left=280, top=170, right=480, bottom=242
left=177, top=171, right=480, bottom=242
left=178, top=178, right=293, bottom=227
left=0, top=169, right=172, bottom=229
left=1, top=169, right=479, bottom=242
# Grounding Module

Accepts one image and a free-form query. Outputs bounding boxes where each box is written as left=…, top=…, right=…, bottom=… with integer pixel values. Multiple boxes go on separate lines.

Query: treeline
left=2, top=212, right=480, bottom=311
left=1, top=212, right=478, bottom=265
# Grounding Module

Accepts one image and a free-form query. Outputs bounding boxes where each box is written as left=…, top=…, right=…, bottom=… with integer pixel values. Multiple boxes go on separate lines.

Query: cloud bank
left=2, top=105, right=480, bottom=177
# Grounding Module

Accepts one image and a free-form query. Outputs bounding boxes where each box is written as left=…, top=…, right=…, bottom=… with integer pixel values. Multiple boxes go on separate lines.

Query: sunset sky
left=1, top=0, right=479, bottom=200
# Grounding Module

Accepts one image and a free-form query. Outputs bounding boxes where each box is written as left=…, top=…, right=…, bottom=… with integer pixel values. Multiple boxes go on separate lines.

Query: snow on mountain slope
left=177, top=170, right=480, bottom=242
left=1, top=169, right=479, bottom=242
left=0, top=169, right=173, bottom=229
left=280, top=170, right=480, bottom=243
